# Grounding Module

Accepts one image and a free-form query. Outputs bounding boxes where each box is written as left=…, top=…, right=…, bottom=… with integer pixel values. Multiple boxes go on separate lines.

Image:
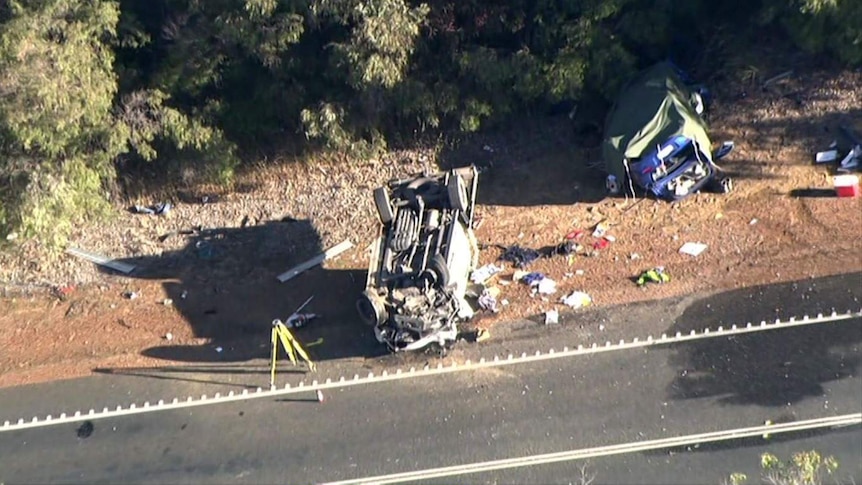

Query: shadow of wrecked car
left=357, top=166, right=480, bottom=352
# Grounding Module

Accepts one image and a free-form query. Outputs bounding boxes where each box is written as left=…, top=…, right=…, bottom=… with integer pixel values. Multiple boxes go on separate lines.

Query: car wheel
left=714, top=175, right=733, bottom=194
left=428, top=254, right=450, bottom=288
left=374, top=187, right=394, bottom=224
left=447, top=174, right=468, bottom=211
left=356, top=290, right=386, bottom=326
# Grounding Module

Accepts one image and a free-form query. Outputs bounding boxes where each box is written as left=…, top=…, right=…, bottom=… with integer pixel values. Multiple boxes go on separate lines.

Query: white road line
left=1, top=309, right=859, bottom=433
left=320, top=413, right=862, bottom=485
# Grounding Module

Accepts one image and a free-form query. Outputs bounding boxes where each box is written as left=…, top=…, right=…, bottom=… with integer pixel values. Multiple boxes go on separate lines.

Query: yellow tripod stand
left=270, top=296, right=317, bottom=388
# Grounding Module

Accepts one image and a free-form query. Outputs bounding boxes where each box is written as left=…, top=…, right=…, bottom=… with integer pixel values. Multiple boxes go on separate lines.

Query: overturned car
left=602, top=62, right=733, bottom=200
left=357, top=167, right=479, bottom=352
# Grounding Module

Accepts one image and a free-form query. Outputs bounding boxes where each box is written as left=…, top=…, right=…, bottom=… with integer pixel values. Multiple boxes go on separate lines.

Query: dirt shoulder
left=1, top=67, right=860, bottom=389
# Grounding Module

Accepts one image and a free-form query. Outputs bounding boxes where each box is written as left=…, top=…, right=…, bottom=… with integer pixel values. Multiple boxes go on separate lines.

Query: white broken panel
left=66, top=247, right=135, bottom=274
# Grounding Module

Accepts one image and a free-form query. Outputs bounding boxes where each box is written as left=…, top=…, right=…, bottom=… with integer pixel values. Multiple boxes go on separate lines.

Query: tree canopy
left=1, top=0, right=859, bottom=245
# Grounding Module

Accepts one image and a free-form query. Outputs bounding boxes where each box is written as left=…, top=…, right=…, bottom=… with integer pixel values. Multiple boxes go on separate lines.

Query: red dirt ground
left=1, top=65, right=860, bottom=389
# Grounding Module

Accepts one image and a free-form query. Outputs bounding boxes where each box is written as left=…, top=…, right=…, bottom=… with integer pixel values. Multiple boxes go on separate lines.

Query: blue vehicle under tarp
left=602, top=62, right=733, bottom=200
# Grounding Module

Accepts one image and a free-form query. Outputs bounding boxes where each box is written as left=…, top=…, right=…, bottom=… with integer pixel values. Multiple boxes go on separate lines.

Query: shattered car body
left=357, top=167, right=479, bottom=352
left=603, top=62, right=733, bottom=200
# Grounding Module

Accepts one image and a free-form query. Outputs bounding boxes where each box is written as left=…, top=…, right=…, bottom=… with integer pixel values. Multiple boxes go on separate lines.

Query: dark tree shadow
left=436, top=115, right=608, bottom=207
left=97, top=219, right=387, bottom=370
left=436, top=72, right=861, bottom=208
left=663, top=273, right=862, bottom=407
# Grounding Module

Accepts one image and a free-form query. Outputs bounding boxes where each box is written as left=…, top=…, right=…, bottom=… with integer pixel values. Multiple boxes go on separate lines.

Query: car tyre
left=712, top=175, right=733, bottom=194
left=427, top=254, right=450, bottom=288
left=374, top=187, right=394, bottom=224
left=447, top=174, right=468, bottom=212
left=356, top=290, right=386, bottom=326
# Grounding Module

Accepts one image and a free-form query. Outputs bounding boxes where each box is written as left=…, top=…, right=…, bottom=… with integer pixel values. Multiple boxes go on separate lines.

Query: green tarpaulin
left=602, top=62, right=713, bottom=182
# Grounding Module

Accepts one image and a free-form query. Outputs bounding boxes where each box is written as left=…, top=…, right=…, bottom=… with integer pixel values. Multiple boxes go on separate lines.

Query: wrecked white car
left=357, top=167, right=479, bottom=352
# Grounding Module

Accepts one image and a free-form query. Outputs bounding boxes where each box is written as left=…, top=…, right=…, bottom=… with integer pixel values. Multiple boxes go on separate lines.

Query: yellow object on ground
left=270, top=319, right=316, bottom=387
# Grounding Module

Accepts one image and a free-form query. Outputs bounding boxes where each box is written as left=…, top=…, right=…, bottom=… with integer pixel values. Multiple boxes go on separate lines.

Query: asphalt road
left=1, top=273, right=860, bottom=484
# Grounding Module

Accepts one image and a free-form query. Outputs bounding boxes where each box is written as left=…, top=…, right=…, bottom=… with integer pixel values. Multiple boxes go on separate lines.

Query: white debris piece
left=536, top=278, right=557, bottom=295
left=277, top=240, right=353, bottom=283
left=545, top=310, right=559, bottom=325
left=470, top=264, right=503, bottom=284
left=66, top=247, right=136, bottom=274
left=678, top=242, right=708, bottom=257
left=561, top=291, right=592, bottom=309
left=815, top=149, right=838, bottom=163
left=839, top=145, right=861, bottom=171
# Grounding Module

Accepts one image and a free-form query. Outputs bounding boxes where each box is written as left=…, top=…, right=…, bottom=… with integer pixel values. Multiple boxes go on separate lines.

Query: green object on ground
left=637, top=267, right=671, bottom=286
left=603, top=62, right=713, bottom=182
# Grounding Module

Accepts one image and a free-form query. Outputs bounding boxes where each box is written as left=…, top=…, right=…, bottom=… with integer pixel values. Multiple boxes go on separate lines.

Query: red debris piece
left=593, top=239, right=610, bottom=250
left=566, top=229, right=584, bottom=240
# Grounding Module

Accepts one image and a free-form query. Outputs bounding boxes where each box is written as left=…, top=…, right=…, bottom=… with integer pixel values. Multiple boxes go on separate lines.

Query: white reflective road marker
left=321, top=414, right=862, bottom=485
left=1, top=310, right=859, bottom=433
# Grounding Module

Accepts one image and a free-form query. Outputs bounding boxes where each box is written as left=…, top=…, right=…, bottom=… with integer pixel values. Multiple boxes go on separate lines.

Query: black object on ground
left=499, top=245, right=541, bottom=268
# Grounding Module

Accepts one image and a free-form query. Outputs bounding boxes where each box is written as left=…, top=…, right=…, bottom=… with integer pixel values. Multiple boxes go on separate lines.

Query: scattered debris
left=499, top=245, right=541, bottom=268
left=317, top=390, right=325, bottom=403
left=164, top=332, right=173, bottom=341
left=215, top=346, right=223, bottom=353
left=5, top=232, right=18, bottom=241
left=476, top=328, right=491, bottom=342
left=54, top=285, right=76, bottom=301
left=500, top=299, right=509, bottom=306
left=535, top=278, right=557, bottom=295
left=471, top=264, right=503, bottom=284
left=593, top=239, right=610, bottom=250
left=181, top=290, right=188, bottom=299
left=162, top=298, right=173, bottom=306
left=565, top=229, right=584, bottom=240
left=131, top=202, right=172, bottom=216
left=838, top=145, right=861, bottom=172
left=521, top=272, right=545, bottom=286
left=604, top=235, right=617, bottom=243
left=76, top=420, right=94, bottom=439
left=478, top=287, right=501, bottom=313
left=629, top=253, right=641, bottom=260
left=541, top=240, right=582, bottom=258
left=749, top=218, right=759, bottom=225
left=833, top=174, right=860, bottom=198
left=575, top=269, right=585, bottom=276
left=815, top=149, right=838, bottom=164
left=637, top=267, right=671, bottom=286
left=305, top=337, right=324, bottom=347
left=591, top=222, right=608, bottom=238
left=561, top=291, right=592, bottom=309
left=678, top=242, right=708, bottom=257
left=66, top=247, right=136, bottom=274
left=123, top=291, right=140, bottom=300
left=277, top=239, right=353, bottom=283
left=285, top=313, right=319, bottom=328
left=545, top=310, right=559, bottom=325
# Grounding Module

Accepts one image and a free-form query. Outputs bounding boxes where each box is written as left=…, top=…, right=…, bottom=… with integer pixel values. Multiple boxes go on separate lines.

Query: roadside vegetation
left=728, top=450, right=842, bottom=485
left=1, top=0, right=860, bottom=247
